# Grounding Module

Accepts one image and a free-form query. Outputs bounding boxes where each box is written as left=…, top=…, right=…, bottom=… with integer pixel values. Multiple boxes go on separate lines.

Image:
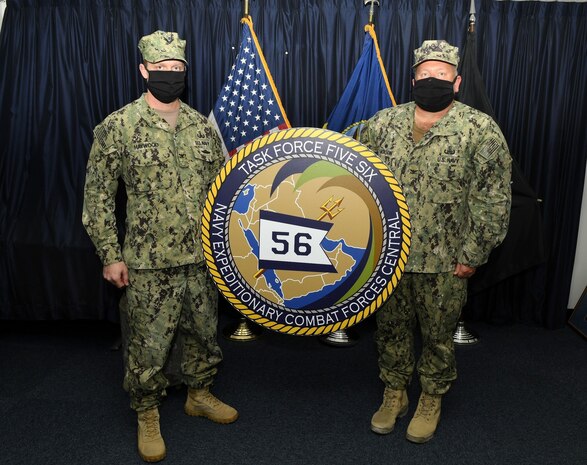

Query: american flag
left=209, top=16, right=290, bottom=157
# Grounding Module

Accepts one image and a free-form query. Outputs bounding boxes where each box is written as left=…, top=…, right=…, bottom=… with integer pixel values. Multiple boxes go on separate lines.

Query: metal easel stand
left=453, top=320, right=479, bottom=345
left=319, top=328, right=360, bottom=347
left=223, top=317, right=263, bottom=342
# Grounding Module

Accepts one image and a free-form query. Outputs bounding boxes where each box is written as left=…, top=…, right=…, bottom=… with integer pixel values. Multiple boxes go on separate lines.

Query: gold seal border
left=202, top=127, right=411, bottom=336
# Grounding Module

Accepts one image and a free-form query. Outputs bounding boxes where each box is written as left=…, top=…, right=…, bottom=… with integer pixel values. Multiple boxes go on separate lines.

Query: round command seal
left=202, top=127, right=410, bottom=336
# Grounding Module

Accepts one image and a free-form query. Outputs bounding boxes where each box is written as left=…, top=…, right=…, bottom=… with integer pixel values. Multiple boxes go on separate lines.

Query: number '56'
left=271, top=232, right=312, bottom=256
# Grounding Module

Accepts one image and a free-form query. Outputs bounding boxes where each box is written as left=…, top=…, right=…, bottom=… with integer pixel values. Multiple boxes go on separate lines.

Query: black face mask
left=146, top=70, right=186, bottom=103
left=412, top=77, right=456, bottom=112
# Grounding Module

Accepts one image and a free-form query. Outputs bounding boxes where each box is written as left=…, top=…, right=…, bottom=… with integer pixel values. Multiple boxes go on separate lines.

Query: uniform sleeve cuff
left=99, top=247, right=123, bottom=266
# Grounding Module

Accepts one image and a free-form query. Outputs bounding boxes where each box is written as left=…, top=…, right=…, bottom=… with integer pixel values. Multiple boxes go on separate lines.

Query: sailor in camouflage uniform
left=360, top=40, right=511, bottom=443
left=82, top=31, right=237, bottom=462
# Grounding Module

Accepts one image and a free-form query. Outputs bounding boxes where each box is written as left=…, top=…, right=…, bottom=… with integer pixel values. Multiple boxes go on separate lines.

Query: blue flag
left=325, top=24, right=396, bottom=137
left=209, top=16, right=290, bottom=157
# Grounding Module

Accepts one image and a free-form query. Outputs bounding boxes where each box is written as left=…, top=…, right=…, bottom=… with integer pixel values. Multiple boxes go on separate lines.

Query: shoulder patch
left=94, top=124, right=109, bottom=148
left=478, top=138, right=500, bottom=162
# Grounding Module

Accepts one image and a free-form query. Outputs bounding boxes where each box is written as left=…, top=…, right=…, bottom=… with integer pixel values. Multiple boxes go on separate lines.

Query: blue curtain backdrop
left=0, top=0, right=586, bottom=328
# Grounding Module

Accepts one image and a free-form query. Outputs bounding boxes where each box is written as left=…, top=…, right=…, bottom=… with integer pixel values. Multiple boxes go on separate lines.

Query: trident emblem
left=317, top=196, right=344, bottom=221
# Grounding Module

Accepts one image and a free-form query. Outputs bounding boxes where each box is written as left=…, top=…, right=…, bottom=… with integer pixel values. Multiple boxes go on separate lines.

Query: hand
left=453, top=263, right=476, bottom=279
left=103, top=261, right=129, bottom=288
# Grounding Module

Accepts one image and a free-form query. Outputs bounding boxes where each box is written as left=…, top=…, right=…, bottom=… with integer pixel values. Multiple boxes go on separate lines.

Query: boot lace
left=142, top=411, right=160, bottom=439
left=197, top=389, right=222, bottom=408
left=382, top=388, right=401, bottom=409
left=416, top=394, right=439, bottom=419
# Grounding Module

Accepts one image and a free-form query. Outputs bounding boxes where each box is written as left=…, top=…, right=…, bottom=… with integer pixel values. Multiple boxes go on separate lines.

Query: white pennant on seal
left=258, top=210, right=337, bottom=273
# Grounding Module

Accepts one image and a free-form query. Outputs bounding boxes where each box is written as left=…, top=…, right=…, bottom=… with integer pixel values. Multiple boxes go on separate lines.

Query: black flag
left=457, top=25, right=546, bottom=294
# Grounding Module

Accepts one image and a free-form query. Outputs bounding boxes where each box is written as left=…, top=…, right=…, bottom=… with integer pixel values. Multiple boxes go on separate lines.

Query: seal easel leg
left=223, top=318, right=263, bottom=342
left=319, top=328, right=359, bottom=347
left=453, top=320, right=479, bottom=345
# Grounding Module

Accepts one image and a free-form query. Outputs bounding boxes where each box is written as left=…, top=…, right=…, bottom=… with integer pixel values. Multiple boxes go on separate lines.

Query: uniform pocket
left=177, top=140, right=217, bottom=168
left=128, top=154, right=174, bottom=193
left=427, top=155, right=466, bottom=202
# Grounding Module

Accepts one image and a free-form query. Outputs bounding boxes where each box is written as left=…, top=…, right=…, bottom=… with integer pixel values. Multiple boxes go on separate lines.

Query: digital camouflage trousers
left=121, top=262, right=222, bottom=411
left=375, top=271, right=467, bottom=395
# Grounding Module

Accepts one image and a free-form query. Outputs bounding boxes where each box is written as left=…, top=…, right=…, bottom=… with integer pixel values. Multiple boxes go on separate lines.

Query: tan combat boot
left=370, top=387, right=409, bottom=434
left=406, top=392, right=442, bottom=443
left=137, top=407, right=166, bottom=462
left=184, top=387, right=238, bottom=424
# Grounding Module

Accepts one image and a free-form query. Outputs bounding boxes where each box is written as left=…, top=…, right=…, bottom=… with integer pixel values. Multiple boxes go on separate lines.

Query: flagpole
left=321, top=0, right=384, bottom=348
left=468, top=0, right=476, bottom=33
left=453, top=0, right=480, bottom=346
left=222, top=0, right=264, bottom=342
left=365, top=0, right=380, bottom=25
